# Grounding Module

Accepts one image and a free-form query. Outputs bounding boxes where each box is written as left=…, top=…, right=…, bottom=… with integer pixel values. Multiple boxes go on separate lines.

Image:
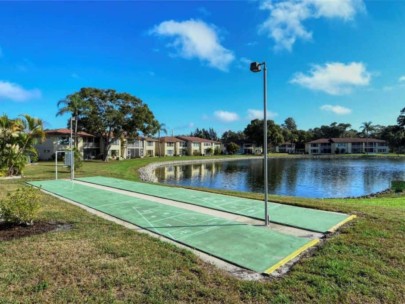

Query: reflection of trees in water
left=244, top=159, right=300, bottom=193
left=156, top=158, right=405, bottom=197
left=222, top=161, right=245, bottom=174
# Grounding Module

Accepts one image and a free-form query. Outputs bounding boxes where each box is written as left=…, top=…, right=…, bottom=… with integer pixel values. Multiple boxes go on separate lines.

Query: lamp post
left=250, top=61, right=269, bottom=226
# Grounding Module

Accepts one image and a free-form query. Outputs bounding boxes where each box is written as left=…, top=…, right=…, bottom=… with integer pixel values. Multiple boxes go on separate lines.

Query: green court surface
left=29, top=179, right=317, bottom=274
left=76, top=176, right=352, bottom=233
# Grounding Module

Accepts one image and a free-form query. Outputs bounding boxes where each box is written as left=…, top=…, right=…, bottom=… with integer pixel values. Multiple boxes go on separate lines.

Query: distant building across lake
left=305, top=138, right=389, bottom=155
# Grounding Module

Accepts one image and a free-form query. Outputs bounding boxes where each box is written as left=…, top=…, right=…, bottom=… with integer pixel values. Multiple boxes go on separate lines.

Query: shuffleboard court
left=76, top=176, right=353, bottom=233
left=29, top=179, right=318, bottom=274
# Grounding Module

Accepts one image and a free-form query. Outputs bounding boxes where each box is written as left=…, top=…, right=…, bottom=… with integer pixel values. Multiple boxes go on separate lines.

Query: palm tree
left=56, top=93, right=86, bottom=149
left=360, top=121, right=375, bottom=154
left=0, top=114, right=45, bottom=176
left=397, top=107, right=405, bottom=128
left=155, top=122, right=167, bottom=157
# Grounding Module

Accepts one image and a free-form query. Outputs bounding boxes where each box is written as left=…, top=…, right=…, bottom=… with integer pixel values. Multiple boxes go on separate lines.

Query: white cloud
left=150, top=19, right=235, bottom=71
left=291, top=62, right=371, bottom=95
left=398, top=75, right=405, bottom=82
left=247, top=109, right=278, bottom=120
left=214, top=110, right=239, bottom=122
left=321, top=104, right=352, bottom=115
left=259, top=0, right=365, bottom=51
left=236, top=57, right=253, bottom=70
left=0, top=81, right=41, bottom=102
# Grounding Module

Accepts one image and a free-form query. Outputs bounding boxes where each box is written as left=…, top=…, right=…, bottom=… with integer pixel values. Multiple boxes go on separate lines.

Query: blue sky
left=1, top=1, right=404, bottom=136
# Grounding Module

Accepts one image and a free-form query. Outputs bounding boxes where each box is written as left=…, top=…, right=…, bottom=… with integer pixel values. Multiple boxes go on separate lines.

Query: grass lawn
left=0, top=157, right=404, bottom=303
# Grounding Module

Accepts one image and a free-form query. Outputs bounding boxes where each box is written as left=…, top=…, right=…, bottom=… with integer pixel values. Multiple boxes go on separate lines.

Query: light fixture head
left=250, top=62, right=261, bottom=72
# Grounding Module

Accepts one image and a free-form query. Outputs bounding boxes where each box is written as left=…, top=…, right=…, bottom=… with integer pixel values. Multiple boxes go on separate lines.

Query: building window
left=58, top=136, right=70, bottom=145
left=310, top=143, right=318, bottom=147
left=167, top=142, right=175, bottom=147
left=147, top=141, right=154, bottom=146
left=179, top=142, right=187, bottom=147
left=193, top=142, right=199, bottom=148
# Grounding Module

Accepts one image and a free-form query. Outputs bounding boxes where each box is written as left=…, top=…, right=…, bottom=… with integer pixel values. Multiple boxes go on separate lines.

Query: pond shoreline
left=138, top=156, right=262, bottom=183
left=138, top=155, right=404, bottom=198
left=138, top=154, right=405, bottom=183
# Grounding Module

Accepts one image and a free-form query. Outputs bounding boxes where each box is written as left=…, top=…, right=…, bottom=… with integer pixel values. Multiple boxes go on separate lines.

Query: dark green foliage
left=0, top=186, right=41, bottom=225
left=244, top=119, right=284, bottom=147
left=308, top=122, right=355, bottom=140
left=67, top=88, right=159, bottom=161
left=391, top=181, right=405, bottom=192
left=221, top=130, right=246, bottom=145
left=226, top=142, right=240, bottom=154
left=397, top=107, right=405, bottom=127
left=190, top=128, right=218, bottom=141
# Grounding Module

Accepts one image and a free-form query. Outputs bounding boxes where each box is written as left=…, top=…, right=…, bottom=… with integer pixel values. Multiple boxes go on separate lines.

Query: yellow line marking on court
left=264, top=238, right=320, bottom=274
left=328, top=215, right=357, bottom=233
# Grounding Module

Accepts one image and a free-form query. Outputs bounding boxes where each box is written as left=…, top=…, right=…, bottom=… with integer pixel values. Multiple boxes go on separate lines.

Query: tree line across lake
left=190, top=111, right=405, bottom=154
left=1, top=87, right=404, bottom=176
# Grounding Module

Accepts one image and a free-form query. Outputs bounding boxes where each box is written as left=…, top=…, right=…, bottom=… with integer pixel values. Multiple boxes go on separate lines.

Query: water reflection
left=155, top=158, right=405, bottom=198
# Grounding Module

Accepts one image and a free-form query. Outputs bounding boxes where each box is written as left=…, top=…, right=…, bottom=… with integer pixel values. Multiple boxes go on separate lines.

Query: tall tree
left=308, top=122, right=352, bottom=139
left=360, top=121, right=375, bottom=154
left=282, top=117, right=297, bottom=131
left=379, top=125, right=404, bottom=153
left=73, top=88, right=159, bottom=161
left=56, top=93, right=87, bottom=149
left=190, top=128, right=218, bottom=140
left=244, top=119, right=284, bottom=149
left=397, top=107, right=405, bottom=128
left=155, top=122, right=167, bottom=157
left=221, top=130, right=246, bottom=145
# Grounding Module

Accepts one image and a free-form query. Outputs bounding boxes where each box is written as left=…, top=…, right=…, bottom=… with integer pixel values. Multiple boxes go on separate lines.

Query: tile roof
left=176, top=136, right=220, bottom=143
left=308, top=138, right=387, bottom=144
left=159, top=136, right=184, bottom=143
left=45, top=128, right=94, bottom=137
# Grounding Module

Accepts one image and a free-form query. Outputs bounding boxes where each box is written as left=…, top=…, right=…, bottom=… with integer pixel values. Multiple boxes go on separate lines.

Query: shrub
left=226, top=142, right=240, bottom=155
left=0, top=186, right=41, bottom=225
left=391, top=180, right=405, bottom=193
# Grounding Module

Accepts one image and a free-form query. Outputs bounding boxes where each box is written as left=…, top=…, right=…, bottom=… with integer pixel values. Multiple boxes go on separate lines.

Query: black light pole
left=250, top=62, right=269, bottom=226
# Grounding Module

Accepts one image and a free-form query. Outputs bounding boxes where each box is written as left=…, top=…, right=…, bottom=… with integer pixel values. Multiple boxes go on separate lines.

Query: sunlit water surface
left=155, top=158, right=405, bottom=198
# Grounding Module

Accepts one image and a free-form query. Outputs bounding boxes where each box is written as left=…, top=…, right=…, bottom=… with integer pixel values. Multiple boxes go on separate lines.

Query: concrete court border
left=77, top=176, right=354, bottom=234
left=74, top=180, right=323, bottom=240
left=30, top=180, right=322, bottom=279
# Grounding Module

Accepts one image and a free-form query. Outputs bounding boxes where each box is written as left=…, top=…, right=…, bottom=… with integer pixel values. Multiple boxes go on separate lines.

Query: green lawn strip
left=5, top=159, right=403, bottom=303
left=28, top=179, right=313, bottom=273
left=77, top=176, right=350, bottom=233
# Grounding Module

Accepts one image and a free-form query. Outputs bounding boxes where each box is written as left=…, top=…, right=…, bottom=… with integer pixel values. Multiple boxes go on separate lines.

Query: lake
left=154, top=158, right=405, bottom=198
